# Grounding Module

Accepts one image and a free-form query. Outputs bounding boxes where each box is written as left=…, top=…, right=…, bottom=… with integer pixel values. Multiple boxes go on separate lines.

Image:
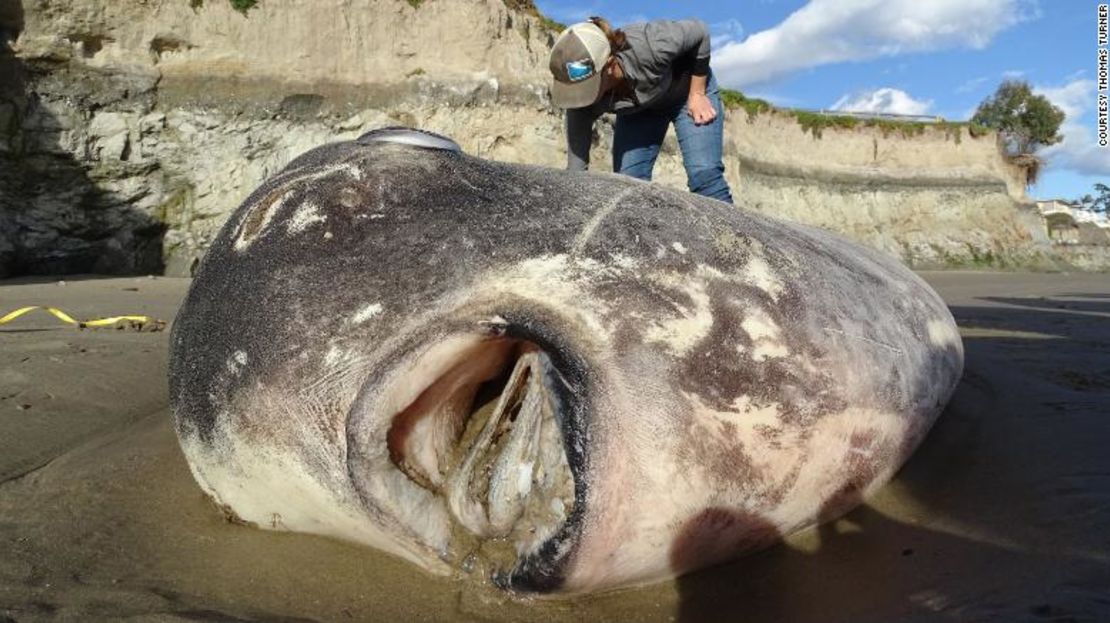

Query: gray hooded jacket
left=564, top=19, right=712, bottom=171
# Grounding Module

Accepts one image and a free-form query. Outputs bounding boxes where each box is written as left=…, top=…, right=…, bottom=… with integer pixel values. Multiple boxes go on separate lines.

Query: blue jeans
left=612, top=72, right=734, bottom=204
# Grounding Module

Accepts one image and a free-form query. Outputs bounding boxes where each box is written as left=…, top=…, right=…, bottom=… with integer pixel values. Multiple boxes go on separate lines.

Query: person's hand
left=687, top=93, right=718, bottom=126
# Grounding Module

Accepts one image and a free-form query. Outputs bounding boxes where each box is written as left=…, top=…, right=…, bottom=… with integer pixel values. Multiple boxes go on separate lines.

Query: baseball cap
left=549, top=22, right=611, bottom=109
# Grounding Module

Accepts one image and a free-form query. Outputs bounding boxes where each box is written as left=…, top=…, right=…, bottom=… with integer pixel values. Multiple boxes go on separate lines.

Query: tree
left=1089, top=183, right=1110, bottom=215
left=971, top=80, right=1065, bottom=157
left=1073, top=184, right=1110, bottom=215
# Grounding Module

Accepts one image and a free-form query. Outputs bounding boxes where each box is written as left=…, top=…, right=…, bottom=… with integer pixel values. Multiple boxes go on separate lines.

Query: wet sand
left=1, top=272, right=1108, bottom=622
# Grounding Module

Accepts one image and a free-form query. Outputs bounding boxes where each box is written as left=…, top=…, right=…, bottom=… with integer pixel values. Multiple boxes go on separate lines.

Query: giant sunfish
left=169, top=127, right=963, bottom=593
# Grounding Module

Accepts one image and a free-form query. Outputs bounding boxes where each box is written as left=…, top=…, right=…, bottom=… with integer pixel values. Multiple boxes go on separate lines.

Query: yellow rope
left=0, top=306, right=155, bottom=328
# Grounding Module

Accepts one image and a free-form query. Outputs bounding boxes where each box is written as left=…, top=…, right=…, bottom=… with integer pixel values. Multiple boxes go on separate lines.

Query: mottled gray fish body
left=169, top=127, right=963, bottom=593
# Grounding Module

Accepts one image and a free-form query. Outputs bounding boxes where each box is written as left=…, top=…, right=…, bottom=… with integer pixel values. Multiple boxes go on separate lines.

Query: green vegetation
left=539, top=15, right=567, bottom=32
left=792, top=109, right=864, bottom=138
left=500, top=0, right=565, bottom=32
left=719, top=89, right=772, bottom=118
left=965, top=244, right=1000, bottom=268
left=1074, top=183, right=1110, bottom=215
left=155, top=185, right=195, bottom=228
left=972, top=80, right=1064, bottom=156
left=928, top=243, right=1006, bottom=269
left=405, top=67, right=426, bottom=78
left=719, top=88, right=986, bottom=142
left=967, top=123, right=991, bottom=138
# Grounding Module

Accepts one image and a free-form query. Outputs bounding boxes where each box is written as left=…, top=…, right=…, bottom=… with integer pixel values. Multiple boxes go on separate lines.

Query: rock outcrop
left=0, top=0, right=1087, bottom=277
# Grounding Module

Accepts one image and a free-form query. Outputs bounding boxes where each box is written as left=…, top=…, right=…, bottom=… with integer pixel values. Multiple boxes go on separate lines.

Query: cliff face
left=646, top=110, right=1048, bottom=269
left=17, top=0, right=549, bottom=80
left=0, top=0, right=1077, bottom=277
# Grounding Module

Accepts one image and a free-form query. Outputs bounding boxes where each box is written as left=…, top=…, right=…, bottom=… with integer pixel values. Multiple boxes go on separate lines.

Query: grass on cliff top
left=720, top=88, right=991, bottom=142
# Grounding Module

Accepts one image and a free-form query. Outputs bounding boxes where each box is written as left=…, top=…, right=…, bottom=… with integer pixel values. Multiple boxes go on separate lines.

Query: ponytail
left=589, top=16, right=627, bottom=53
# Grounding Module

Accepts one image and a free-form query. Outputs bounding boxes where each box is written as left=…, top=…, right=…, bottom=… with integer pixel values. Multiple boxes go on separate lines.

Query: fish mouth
left=382, top=322, right=578, bottom=581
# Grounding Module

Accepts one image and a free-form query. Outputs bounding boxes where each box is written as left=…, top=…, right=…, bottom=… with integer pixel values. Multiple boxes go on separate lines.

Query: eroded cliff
left=0, top=0, right=1079, bottom=276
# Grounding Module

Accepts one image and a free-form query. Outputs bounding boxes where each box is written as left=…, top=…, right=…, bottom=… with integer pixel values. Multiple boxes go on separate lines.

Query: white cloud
left=1040, top=125, right=1110, bottom=177
left=1063, top=69, right=1087, bottom=82
left=831, top=88, right=934, bottom=115
left=1037, top=79, right=1094, bottom=120
left=1035, top=79, right=1110, bottom=177
left=712, top=0, right=1040, bottom=88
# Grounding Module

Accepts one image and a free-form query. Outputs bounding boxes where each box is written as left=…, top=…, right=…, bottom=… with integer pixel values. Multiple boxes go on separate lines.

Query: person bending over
left=549, top=17, right=734, bottom=204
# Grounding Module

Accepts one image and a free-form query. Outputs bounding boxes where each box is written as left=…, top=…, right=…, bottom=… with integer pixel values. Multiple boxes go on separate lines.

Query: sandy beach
left=1, top=271, right=1108, bottom=622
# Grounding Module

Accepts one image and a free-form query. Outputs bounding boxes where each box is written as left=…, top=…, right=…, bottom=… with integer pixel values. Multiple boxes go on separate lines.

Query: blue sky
left=535, top=0, right=1105, bottom=201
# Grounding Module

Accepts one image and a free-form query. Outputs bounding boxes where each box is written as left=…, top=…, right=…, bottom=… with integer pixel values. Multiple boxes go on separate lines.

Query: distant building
left=1035, top=199, right=1110, bottom=245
